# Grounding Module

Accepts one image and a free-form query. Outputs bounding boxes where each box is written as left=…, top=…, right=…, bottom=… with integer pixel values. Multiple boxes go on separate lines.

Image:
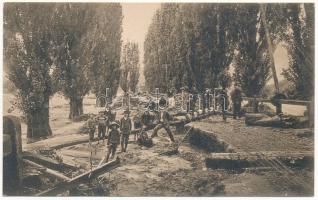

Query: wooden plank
left=23, top=159, right=70, bottom=182
left=205, top=151, right=313, bottom=170
left=22, top=152, right=78, bottom=171
left=60, top=149, right=101, bottom=160
left=207, top=151, right=313, bottom=161
left=242, top=97, right=310, bottom=106
left=52, top=137, right=102, bottom=150
left=36, top=157, right=120, bottom=196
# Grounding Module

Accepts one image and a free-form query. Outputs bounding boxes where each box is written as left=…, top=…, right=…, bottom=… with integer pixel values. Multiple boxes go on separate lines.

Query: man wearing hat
left=151, top=100, right=175, bottom=143
left=97, top=111, right=108, bottom=144
left=105, top=121, right=120, bottom=163
left=120, top=109, right=132, bottom=152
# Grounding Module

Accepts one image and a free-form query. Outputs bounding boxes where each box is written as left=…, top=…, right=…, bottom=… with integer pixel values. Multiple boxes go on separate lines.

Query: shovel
left=159, top=127, right=193, bottom=156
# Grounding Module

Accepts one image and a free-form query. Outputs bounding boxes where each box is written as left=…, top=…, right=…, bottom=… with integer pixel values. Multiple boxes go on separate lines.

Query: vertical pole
left=3, top=116, right=23, bottom=195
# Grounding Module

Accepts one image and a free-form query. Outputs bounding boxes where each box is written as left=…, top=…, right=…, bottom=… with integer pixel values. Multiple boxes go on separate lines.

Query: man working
left=141, top=108, right=153, bottom=128
left=120, top=109, right=132, bottom=152
left=151, top=108, right=175, bottom=143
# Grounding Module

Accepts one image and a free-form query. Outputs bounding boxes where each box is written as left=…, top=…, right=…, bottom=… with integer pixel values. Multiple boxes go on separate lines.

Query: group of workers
left=87, top=106, right=134, bottom=163
left=86, top=86, right=243, bottom=163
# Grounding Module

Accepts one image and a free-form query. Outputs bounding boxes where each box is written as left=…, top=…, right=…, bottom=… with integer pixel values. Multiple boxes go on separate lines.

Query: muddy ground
left=54, top=123, right=313, bottom=196
left=4, top=93, right=314, bottom=196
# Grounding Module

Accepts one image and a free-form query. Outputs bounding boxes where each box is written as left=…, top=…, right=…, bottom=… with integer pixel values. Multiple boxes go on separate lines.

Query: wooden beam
left=205, top=151, right=313, bottom=170
left=36, top=157, right=120, bottom=196
left=207, top=151, right=313, bottom=161
left=23, top=159, right=70, bottom=182
left=242, top=97, right=311, bottom=106
left=22, top=152, right=78, bottom=171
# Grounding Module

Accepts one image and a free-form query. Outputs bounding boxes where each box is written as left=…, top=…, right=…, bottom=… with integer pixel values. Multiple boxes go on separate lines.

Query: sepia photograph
left=2, top=1, right=315, bottom=197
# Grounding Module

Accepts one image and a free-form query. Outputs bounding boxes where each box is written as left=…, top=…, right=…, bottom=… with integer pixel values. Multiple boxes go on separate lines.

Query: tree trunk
left=27, top=97, right=52, bottom=139
left=69, top=97, right=83, bottom=120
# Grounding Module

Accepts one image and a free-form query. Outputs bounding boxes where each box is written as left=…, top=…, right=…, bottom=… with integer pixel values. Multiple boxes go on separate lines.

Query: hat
left=109, top=121, right=119, bottom=128
left=124, top=109, right=131, bottom=114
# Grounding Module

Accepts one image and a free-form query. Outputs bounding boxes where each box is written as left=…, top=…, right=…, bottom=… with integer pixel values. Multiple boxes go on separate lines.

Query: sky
left=121, top=3, right=161, bottom=87
left=121, top=3, right=289, bottom=88
left=273, top=44, right=289, bottom=81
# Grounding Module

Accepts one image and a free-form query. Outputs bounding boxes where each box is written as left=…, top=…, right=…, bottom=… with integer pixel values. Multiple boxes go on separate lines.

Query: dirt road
left=55, top=124, right=313, bottom=196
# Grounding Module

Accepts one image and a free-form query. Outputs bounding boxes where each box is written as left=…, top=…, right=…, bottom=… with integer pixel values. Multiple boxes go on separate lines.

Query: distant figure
left=271, top=93, right=286, bottom=115
left=105, top=106, right=116, bottom=122
left=218, top=88, right=229, bottom=122
left=180, top=86, right=190, bottom=113
left=133, top=112, right=142, bottom=140
left=123, top=92, right=130, bottom=107
left=190, top=86, right=198, bottom=113
left=151, top=107, right=175, bottom=143
left=120, top=109, right=132, bottom=152
left=231, top=87, right=243, bottom=119
left=105, top=121, right=120, bottom=163
left=87, top=115, right=96, bottom=141
left=141, top=108, right=153, bottom=128
left=97, top=112, right=107, bottom=144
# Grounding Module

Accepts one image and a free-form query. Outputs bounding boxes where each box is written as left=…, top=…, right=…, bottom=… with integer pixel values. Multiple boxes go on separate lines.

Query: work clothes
left=156, top=110, right=171, bottom=124
left=106, top=110, right=116, bottom=122
left=105, top=128, right=120, bottom=162
left=137, top=130, right=153, bottom=147
left=120, top=117, right=132, bottom=134
left=98, top=117, right=107, bottom=140
left=107, top=129, right=120, bottom=145
left=151, top=111, right=175, bottom=142
left=141, top=111, right=153, bottom=127
left=105, top=143, right=118, bottom=163
left=121, top=134, right=129, bottom=152
left=120, top=117, right=132, bottom=152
